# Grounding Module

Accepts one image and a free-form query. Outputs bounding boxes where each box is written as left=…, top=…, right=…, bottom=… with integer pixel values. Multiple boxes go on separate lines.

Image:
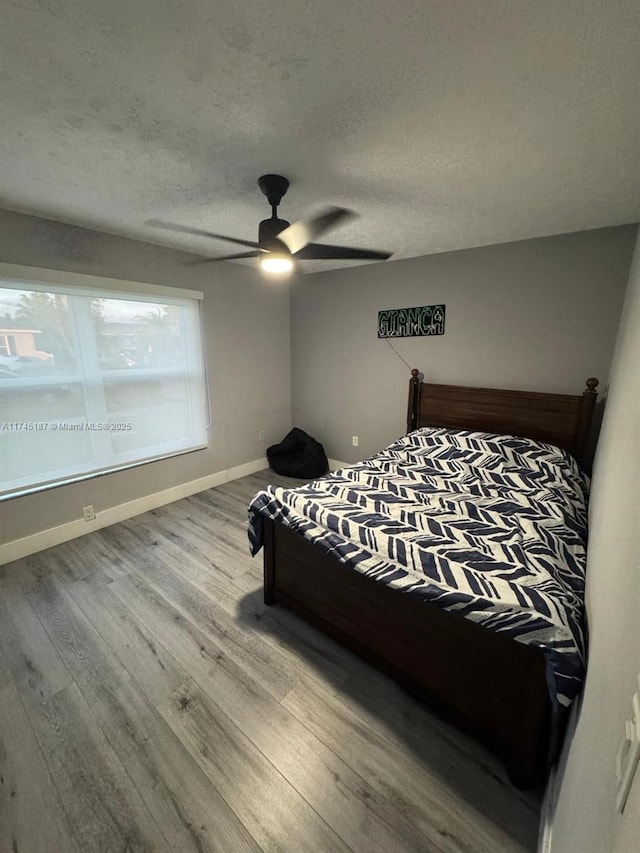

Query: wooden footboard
left=264, top=517, right=555, bottom=789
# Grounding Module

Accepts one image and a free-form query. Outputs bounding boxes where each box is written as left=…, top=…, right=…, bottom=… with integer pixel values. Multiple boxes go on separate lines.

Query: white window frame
left=0, top=262, right=208, bottom=501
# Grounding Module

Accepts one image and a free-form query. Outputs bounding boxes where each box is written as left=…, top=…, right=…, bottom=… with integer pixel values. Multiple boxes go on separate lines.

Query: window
left=0, top=334, right=13, bottom=356
left=0, top=266, right=208, bottom=499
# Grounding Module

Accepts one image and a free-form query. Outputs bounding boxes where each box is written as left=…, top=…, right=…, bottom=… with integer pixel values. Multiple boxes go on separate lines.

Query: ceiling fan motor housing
left=259, top=217, right=290, bottom=248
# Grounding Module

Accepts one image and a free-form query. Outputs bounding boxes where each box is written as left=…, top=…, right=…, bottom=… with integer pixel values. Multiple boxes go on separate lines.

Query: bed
left=248, top=370, right=599, bottom=788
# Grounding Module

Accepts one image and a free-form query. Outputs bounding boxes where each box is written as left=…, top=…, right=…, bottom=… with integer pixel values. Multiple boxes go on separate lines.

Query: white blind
left=0, top=271, right=208, bottom=499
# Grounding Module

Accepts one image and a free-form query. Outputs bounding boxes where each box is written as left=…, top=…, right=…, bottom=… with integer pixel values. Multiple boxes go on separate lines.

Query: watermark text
left=1, top=421, right=133, bottom=432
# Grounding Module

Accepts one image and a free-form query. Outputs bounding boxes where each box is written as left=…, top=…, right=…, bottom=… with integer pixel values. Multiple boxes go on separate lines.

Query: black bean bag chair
left=267, top=428, right=329, bottom=479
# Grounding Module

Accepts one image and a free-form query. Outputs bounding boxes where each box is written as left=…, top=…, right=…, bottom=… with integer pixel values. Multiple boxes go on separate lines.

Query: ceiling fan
left=147, top=174, right=392, bottom=274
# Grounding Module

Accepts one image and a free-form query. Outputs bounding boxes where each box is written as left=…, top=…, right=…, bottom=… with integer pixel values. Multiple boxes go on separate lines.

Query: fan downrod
left=258, top=174, right=290, bottom=214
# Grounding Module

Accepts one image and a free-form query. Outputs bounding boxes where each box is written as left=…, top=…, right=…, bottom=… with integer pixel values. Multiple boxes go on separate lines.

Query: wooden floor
left=0, top=471, right=541, bottom=853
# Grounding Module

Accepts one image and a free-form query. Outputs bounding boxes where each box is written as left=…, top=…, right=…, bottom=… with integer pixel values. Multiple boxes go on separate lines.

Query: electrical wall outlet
left=82, top=505, right=96, bottom=522
left=259, top=430, right=265, bottom=442
left=352, top=435, right=359, bottom=447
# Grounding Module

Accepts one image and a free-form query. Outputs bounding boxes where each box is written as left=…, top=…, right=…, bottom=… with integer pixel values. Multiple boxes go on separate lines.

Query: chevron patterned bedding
left=248, top=427, right=589, bottom=708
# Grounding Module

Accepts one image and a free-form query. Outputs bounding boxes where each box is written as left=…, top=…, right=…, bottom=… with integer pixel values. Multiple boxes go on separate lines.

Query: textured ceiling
left=1, top=0, right=639, bottom=272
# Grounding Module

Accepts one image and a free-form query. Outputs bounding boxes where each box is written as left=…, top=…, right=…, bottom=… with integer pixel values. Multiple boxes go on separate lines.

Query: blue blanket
left=248, top=428, right=589, bottom=707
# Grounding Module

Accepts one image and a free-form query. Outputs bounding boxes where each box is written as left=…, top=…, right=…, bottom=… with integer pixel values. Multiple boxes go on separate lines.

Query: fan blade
left=147, top=219, right=260, bottom=249
left=295, top=242, right=392, bottom=261
left=276, top=207, right=355, bottom=255
left=187, top=251, right=261, bottom=264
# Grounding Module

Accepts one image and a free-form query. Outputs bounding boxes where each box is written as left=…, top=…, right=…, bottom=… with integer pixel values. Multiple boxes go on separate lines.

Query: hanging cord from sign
left=384, top=337, right=413, bottom=371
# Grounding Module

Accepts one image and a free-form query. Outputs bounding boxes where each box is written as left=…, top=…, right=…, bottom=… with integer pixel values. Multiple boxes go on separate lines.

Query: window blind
left=0, top=269, right=208, bottom=500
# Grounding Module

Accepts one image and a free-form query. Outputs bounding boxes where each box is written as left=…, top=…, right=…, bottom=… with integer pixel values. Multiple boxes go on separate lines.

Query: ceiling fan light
left=260, top=253, right=294, bottom=274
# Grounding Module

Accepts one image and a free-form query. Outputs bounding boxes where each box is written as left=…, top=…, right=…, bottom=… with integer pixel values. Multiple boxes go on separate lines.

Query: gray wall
left=0, top=209, right=291, bottom=543
left=549, top=231, right=640, bottom=852
left=290, top=226, right=637, bottom=463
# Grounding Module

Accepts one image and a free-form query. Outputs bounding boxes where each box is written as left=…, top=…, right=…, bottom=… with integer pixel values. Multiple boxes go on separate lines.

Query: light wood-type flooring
left=0, top=470, right=542, bottom=853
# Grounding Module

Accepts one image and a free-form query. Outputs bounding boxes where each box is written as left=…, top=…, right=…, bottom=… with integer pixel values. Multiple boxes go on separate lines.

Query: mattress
left=248, top=427, right=589, bottom=707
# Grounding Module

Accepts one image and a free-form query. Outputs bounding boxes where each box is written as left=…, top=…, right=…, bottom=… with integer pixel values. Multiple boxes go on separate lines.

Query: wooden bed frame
left=263, top=371, right=599, bottom=788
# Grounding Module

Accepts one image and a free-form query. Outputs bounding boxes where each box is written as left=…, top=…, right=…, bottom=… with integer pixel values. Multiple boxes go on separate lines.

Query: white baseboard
left=0, top=457, right=268, bottom=565
left=328, top=458, right=350, bottom=471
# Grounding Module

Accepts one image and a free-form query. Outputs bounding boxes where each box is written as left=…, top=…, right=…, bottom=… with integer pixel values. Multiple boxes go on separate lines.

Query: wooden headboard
left=406, top=369, right=599, bottom=469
